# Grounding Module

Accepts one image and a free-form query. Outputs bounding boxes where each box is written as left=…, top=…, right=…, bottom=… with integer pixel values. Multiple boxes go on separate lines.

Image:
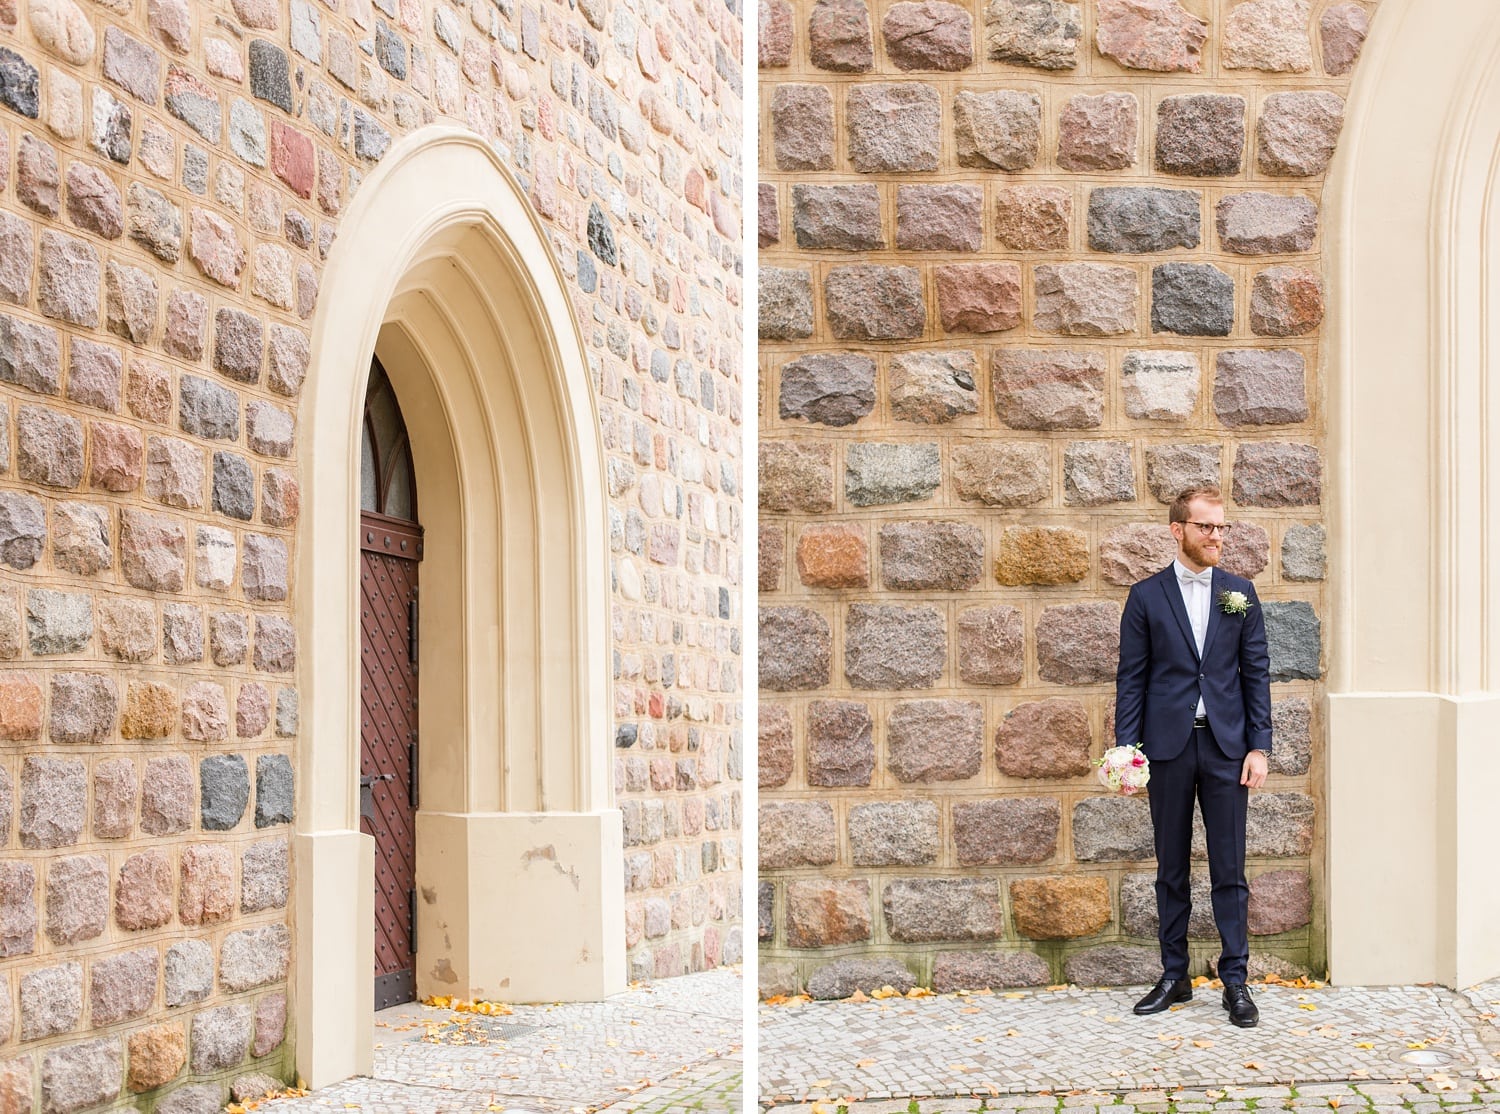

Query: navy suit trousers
left=1146, top=722, right=1249, bottom=985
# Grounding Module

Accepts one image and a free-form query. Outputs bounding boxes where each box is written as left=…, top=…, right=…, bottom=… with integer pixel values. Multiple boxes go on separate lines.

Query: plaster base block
left=415, top=810, right=626, bottom=1003
left=1328, top=693, right=1500, bottom=988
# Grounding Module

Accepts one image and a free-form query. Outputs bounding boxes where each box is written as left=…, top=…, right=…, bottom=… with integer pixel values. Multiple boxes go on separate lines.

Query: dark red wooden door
left=360, top=512, right=422, bottom=1010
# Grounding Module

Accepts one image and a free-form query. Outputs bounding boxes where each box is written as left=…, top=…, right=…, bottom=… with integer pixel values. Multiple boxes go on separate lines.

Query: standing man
left=1115, top=486, right=1272, bottom=1028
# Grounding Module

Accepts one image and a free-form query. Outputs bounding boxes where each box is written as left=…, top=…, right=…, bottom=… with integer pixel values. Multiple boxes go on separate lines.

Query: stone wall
left=0, top=0, right=741, bottom=1104
left=757, top=0, right=1356, bottom=995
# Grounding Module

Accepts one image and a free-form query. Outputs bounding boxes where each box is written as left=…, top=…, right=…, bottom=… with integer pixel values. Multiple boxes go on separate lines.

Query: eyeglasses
left=1184, top=520, right=1233, bottom=536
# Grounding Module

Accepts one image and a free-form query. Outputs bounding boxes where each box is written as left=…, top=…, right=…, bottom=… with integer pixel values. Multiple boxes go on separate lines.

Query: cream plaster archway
left=294, top=126, right=624, bottom=1087
left=1326, top=0, right=1500, bottom=989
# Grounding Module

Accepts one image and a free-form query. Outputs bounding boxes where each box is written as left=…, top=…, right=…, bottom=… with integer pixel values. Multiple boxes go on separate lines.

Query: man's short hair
left=1169, top=486, right=1223, bottom=524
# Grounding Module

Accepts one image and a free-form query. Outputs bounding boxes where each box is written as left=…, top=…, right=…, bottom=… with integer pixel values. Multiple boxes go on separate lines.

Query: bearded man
left=1114, top=486, right=1272, bottom=1028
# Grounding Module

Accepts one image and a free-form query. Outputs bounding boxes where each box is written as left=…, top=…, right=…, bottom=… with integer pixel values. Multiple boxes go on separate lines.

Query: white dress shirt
left=1174, top=558, right=1210, bottom=718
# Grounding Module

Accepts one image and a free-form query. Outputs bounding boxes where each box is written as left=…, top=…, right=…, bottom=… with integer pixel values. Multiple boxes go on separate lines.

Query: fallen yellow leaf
left=1329, top=1098, right=1340, bottom=1109
left=871, top=985, right=900, bottom=1000
left=1355, top=1042, right=1374, bottom=1049
left=1408, top=1041, right=1427, bottom=1049
left=849, top=989, right=869, bottom=1003
left=1244, top=1061, right=1263, bottom=1069
left=1299, top=1003, right=1318, bottom=1011
left=855, top=1059, right=877, bottom=1069
left=907, top=987, right=934, bottom=998
left=810, top=1079, right=832, bottom=1088
left=1192, top=1040, right=1214, bottom=1049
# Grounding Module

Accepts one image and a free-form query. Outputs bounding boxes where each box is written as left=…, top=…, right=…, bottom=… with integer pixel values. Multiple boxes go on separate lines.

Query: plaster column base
left=295, top=829, right=376, bottom=1088
left=415, top=809, right=626, bottom=1002
left=1328, top=693, right=1500, bottom=988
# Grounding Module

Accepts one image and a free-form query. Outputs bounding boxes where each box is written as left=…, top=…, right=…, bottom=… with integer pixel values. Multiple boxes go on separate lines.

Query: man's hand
left=1240, top=749, right=1269, bottom=789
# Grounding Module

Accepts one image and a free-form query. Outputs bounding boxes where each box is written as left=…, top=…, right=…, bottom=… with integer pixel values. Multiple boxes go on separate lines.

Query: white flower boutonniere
left=1219, top=589, right=1251, bottom=616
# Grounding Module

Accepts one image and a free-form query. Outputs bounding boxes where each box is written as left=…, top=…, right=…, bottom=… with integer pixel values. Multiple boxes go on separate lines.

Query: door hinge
left=407, top=596, right=419, bottom=668
left=409, top=736, right=420, bottom=809
left=409, top=887, right=417, bottom=953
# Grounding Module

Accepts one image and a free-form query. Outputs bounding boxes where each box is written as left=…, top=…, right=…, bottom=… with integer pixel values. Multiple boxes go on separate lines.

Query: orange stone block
left=1010, top=875, right=1112, bottom=940
left=795, top=524, right=869, bottom=588
left=0, top=674, right=42, bottom=741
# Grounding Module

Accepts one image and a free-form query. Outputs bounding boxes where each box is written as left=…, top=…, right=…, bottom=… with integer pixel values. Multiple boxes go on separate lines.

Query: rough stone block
left=164, top=939, right=213, bottom=1007
left=995, top=525, right=1087, bottom=585
left=179, top=375, right=240, bottom=442
left=253, top=615, right=296, bottom=672
left=883, top=0, right=973, bottom=69
left=0, top=673, right=41, bottom=740
left=850, top=800, right=939, bottom=865
left=882, top=698, right=981, bottom=782
left=995, top=185, right=1070, bottom=251
left=52, top=501, right=111, bottom=575
left=1214, top=348, right=1308, bottom=427
left=127, top=1023, right=185, bottom=1092
left=1100, top=523, right=1178, bottom=586
left=1246, top=792, right=1315, bottom=855
left=824, top=265, right=925, bottom=341
left=809, top=0, right=873, bottom=70
left=1065, top=945, right=1162, bottom=986
left=1073, top=796, right=1154, bottom=860
left=162, top=603, right=202, bottom=664
left=1059, top=92, right=1137, bottom=170
left=0, top=860, right=37, bottom=957
left=845, top=442, right=940, bottom=506
left=845, top=603, right=945, bottom=688
left=786, top=879, right=871, bottom=948
left=93, top=759, right=135, bottom=840
left=886, top=353, right=975, bottom=426
left=1217, top=193, right=1318, bottom=256
left=791, top=184, right=882, bottom=252
left=1121, top=870, right=1217, bottom=937
left=40, top=1038, right=120, bottom=1114
left=1251, top=265, right=1323, bottom=337
left=254, top=754, right=293, bottom=827
left=45, top=854, right=107, bottom=946
left=37, top=231, right=100, bottom=327
left=951, top=442, right=1049, bottom=507
left=1122, top=349, right=1199, bottom=420
left=253, top=993, right=286, bottom=1057
left=17, top=403, right=84, bottom=487
left=0, top=314, right=61, bottom=394
left=1224, top=0, right=1312, bottom=72
left=983, top=0, right=1080, bottom=69
left=806, top=699, right=874, bottom=787
left=116, top=849, right=172, bottom=931
left=847, top=82, right=941, bottom=172
left=770, top=85, right=834, bottom=171
left=1011, top=875, right=1111, bottom=939
left=1151, top=262, right=1234, bottom=336
left=955, top=606, right=1024, bottom=686
left=67, top=339, right=123, bottom=413
left=50, top=672, right=117, bottom=747
left=760, top=801, right=837, bottom=869
left=1095, top=0, right=1205, bottom=71
left=119, top=508, right=186, bottom=592
left=1087, top=187, right=1199, bottom=252
left=1263, top=599, right=1320, bottom=680
left=1064, top=440, right=1135, bottom=505
left=90, top=946, right=156, bottom=1025
left=993, top=349, right=1104, bottom=429
left=1155, top=94, right=1245, bottom=176
left=236, top=683, right=270, bottom=738
left=190, top=1003, right=253, bottom=1071
left=1281, top=523, right=1325, bottom=582
left=758, top=267, right=813, bottom=342
left=935, top=262, right=1021, bottom=333
left=808, top=958, right=915, bottom=999
left=1145, top=443, right=1220, bottom=503
left=0, top=492, right=46, bottom=572
left=88, top=420, right=143, bottom=492
left=98, top=596, right=155, bottom=663
left=1320, top=3, right=1367, bottom=76
left=954, top=89, right=1040, bottom=170
left=179, top=845, right=234, bottom=927
left=219, top=923, right=289, bottom=992
left=758, top=705, right=793, bottom=789
left=759, top=606, right=830, bottom=691
left=795, top=524, right=869, bottom=589
left=880, top=520, right=983, bottom=590
left=1036, top=602, right=1119, bottom=684
left=201, top=754, right=249, bottom=830
left=1233, top=441, right=1320, bottom=506
left=884, top=878, right=1003, bottom=942
left=121, top=680, right=175, bottom=739
left=996, top=698, right=1092, bottom=778
left=196, top=528, right=236, bottom=591
left=931, top=950, right=1051, bottom=991
left=21, top=756, right=85, bottom=849
left=954, top=797, right=1060, bottom=864
left=779, top=353, right=875, bottom=427
left=26, top=589, right=92, bottom=655
left=138, top=755, right=192, bottom=836
left=1248, top=869, right=1311, bottom=934
left=104, top=261, right=158, bottom=344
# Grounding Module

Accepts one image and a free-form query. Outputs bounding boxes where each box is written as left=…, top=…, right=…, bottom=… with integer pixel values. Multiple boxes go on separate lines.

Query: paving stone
left=759, top=705, right=793, bottom=789
left=98, top=596, right=155, bottom=662
left=1258, top=91, right=1343, bottom=176
left=1065, top=944, right=1162, bottom=985
left=1088, top=187, right=1199, bottom=253
left=795, top=524, right=869, bottom=589
left=885, top=878, right=1003, bottom=942
left=807, top=957, right=915, bottom=1000
left=0, top=492, right=46, bottom=569
left=18, top=403, right=84, bottom=487
left=996, top=698, right=1092, bottom=778
left=1095, top=0, right=1206, bottom=71
left=845, top=603, right=945, bottom=688
left=791, top=184, right=882, bottom=252
left=759, top=606, right=830, bottom=691
left=1064, top=440, right=1135, bottom=506
left=880, top=520, right=984, bottom=590
left=897, top=184, right=982, bottom=252
left=21, top=756, right=85, bottom=848
left=809, top=0, right=873, bottom=71
left=1151, top=262, right=1234, bottom=336
left=760, top=801, right=837, bottom=869
left=993, top=348, right=1104, bottom=430
left=1155, top=94, right=1245, bottom=176
left=191, top=1003, right=253, bottom=1071
left=846, top=441, right=940, bottom=506
left=883, top=0, right=973, bottom=69
left=1074, top=796, right=1154, bottom=860
left=40, top=1037, right=120, bottom=1113
left=786, top=879, right=872, bottom=948
left=807, top=699, right=874, bottom=787
left=932, top=263, right=1020, bottom=336
left=1145, top=443, right=1220, bottom=503
left=983, top=0, right=1080, bottom=69
left=825, top=264, right=926, bottom=340
left=90, top=946, right=156, bottom=1026
left=779, top=353, right=876, bottom=427
left=45, top=854, right=107, bottom=945
left=201, top=754, right=249, bottom=830
left=954, top=88, right=1043, bottom=171
left=1034, top=263, right=1138, bottom=336
left=1320, top=3, right=1368, bottom=76
left=759, top=267, right=814, bottom=341
left=849, top=800, right=939, bottom=865
left=1214, top=349, right=1308, bottom=427
left=1224, top=0, right=1312, bottom=72
left=771, top=85, right=834, bottom=171
left=127, top=1022, right=186, bottom=1092
left=0, top=313, right=61, bottom=394
left=115, top=848, right=172, bottom=930
left=952, top=441, right=1050, bottom=507
left=888, top=698, right=984, bottom=781
left=932, top=949, right=1052, bottom=991
left=1233, top=441, right=1320, bottom=506
left=847, top=82, right=941, bottom=172
left=956, top=605, right=1024, bottom=686
left=995, top=185, right=1071, bottom=250
left=954, top=797, right=1060, bottom=864
left=1251, top=265, right=1323, bottom=337
left=1011, top=875, right=1111, bottom=939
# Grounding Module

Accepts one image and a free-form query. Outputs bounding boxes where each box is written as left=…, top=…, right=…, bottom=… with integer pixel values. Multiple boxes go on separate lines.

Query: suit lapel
left=1202, top=567, right=1225, bottom=660
left=1158, top=569, right=1200, bottom=663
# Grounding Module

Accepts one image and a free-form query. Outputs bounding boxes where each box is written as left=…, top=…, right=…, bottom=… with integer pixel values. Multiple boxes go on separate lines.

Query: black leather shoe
left=1223, top=983, right=1259, bottom=1027
left=1133, top=977, right=1193, bottom=1014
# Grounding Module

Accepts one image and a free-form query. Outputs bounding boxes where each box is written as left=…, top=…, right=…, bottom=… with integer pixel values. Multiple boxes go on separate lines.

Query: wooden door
left=360, top=513, right=422, bottom=1009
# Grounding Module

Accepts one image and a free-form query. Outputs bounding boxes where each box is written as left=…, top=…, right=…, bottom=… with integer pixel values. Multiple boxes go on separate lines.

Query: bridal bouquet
left=1096, top=745, right=1150, bottom=795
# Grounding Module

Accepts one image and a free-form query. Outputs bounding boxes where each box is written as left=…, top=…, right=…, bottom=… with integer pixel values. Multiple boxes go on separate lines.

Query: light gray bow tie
left=1178, top=568, right=1213, bottom=586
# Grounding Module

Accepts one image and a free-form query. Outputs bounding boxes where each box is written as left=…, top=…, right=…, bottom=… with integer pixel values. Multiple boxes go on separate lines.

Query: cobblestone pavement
left=262, top=968, right=742, bottom=1113
left=759, top=978, right=1500, bottom=1112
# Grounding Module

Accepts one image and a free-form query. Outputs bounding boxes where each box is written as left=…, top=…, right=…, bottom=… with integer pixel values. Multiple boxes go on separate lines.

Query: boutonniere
left=1219, top=590, right=1251, bottom=616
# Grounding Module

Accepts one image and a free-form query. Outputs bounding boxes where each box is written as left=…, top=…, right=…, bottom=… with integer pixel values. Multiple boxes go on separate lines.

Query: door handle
left=359, top=772, right=397, bottom=822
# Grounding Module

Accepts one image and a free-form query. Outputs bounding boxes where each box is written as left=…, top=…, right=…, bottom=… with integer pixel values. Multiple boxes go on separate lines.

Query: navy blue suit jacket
left=1114, top=564, right=1273, bottom=762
